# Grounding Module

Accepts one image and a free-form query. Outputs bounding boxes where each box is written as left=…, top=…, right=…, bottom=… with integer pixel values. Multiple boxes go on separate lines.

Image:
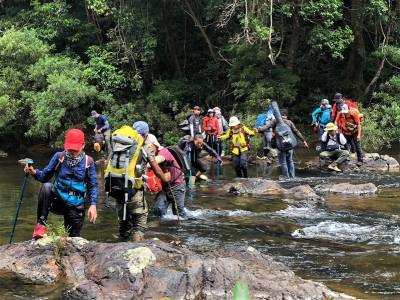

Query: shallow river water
left=0, top=145, right=399, bottom=300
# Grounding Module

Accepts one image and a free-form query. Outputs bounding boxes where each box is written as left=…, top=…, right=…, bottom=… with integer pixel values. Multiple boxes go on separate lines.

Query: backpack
left=271, top=101, right=297, bottom=151
left=229, top=127, right=251, bottom=149
left=165, top=145, right=192, bottom=174
left=55, top=151, right=92, bottom=179
left=177, top=135, right=190, bottom=150
left=104, top=125, right=144, bottom=201
left=255, top=113, right=268, bottom=128
left=321, top=132, right=346, bottom=151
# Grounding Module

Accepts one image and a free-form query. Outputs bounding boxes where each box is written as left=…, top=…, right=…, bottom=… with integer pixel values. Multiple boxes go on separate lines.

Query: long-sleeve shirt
left=260, top=119, right=306, bottom=142
left=203, top=116, right=220, bottom=135
left=188, top=114, right=202, bottom=137
left=220, top=125, right=257, bottom=155
left=94, top=114, right=110, bottom=133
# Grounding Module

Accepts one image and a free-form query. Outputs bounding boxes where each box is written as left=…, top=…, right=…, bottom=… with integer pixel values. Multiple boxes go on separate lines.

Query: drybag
left=145, top=170, right=162, bottom=193
left=165, top=145, right=192, bottom=174
left=104, top=125, right=144, bottom=201
left=271, top=101, right=297, bottom=151
left=255, top=113, right=268, bottom=128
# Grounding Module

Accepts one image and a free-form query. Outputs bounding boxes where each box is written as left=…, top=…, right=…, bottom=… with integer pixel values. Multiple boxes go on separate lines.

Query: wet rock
left=314, top=182, right=378, bottom=195
left=223, top=178, right=284, bottom=195
left=0, top=150, right=7, bottom=157
left=305, top=153, right=399, bottom=173
left=285, top=184, right=324, bottom=204
left=0, top=238, right=357, bottom=300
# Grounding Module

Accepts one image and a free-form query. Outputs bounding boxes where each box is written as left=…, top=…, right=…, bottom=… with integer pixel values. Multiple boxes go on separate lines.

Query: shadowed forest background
left=0, top=0, right=399, bottom=152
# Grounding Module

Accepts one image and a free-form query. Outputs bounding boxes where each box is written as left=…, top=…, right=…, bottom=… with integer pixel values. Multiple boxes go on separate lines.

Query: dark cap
left=321, top=99, right=329, bottom=105
left=91, top=110, right=97, bottom=116
left=335, top=100, right=343, bottom=107
left=333, top=93, right=342, bottom=101
left=280, top=109, right=288, bottom=117
left=193, top=106, right=201, bottom=111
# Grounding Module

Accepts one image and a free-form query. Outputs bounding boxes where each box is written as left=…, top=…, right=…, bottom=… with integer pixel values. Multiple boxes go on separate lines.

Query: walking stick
left=9, top=160, right=34, bottom=244
left=168, top=182, right=182, bottom=231
left=292, top=149, right=301, bottom=165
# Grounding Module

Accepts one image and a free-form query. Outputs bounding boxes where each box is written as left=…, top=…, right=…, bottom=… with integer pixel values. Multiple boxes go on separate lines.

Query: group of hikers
left=22, top=92, right=364, bottom=242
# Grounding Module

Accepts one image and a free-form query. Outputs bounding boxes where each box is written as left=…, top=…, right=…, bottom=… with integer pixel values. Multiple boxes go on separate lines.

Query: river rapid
left=0, top=145, right=399, bottom=300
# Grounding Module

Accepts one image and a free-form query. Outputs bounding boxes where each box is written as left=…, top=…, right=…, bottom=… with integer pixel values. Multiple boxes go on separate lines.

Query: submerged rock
left=0, top=238, right=357, bottom=300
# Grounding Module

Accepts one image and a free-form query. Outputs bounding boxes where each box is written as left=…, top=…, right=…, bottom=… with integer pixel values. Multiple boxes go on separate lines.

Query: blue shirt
left=94, top=114, right=110, bottom=133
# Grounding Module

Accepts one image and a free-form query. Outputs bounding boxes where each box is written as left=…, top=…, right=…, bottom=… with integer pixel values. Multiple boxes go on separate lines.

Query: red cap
left=193, top=106, right=201, bottom=111
left=64, top=129, right=85, bottom=151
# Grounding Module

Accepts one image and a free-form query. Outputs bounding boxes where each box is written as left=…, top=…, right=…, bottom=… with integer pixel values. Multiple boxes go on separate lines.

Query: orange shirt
left=335, top=109, right=360, bottom=135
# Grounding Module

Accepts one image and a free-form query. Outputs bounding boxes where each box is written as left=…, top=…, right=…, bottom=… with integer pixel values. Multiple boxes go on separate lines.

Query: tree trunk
left=285, top=4, right=299, bottom=71
left=162, top=1, right=184, bottom=78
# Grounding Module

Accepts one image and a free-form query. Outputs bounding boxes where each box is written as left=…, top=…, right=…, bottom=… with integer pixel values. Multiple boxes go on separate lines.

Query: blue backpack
left=255, top=113, right=268, bottom=128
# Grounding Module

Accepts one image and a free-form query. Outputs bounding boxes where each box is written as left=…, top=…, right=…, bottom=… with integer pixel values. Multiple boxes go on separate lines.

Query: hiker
left=91, top=110, right=111, bottom=159
left=256, top=105, right=276, bottom=163
left=203, top=109, right=220, bottom=156
left=178, top=133, right=223, bottom=184
left=111, top=121, right=171, bottom=241
left=311, top=99, right=332, bottom=151
left=145, top=134, right=187, bottom=219
left=214, top=109, right=227, bottom=156
left=219, top=116, right=258, bottom=178
left=214, top=107, right=228, bottom=156
left=330, top=93, right=358, bottom=123
left=334, top=104, right=364, bottom=167
left=188, top=106, right=203, bottom=139
left=319, top=123, right=349, bottom=172
left=24, top=129, right=98, bottom=238
left=259, top=109, right=308, bottom=179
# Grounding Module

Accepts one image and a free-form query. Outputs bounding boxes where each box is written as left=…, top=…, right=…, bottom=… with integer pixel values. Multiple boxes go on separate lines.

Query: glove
left=316, top=146, right=321, bottom=151
left=216, top=155, right=223, bottom=163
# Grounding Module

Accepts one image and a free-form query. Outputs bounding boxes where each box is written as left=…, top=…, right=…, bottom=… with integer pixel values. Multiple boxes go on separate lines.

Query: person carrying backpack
left=334, top=104, right=364, bottom=167
left=330, top=93, right=358, bottom=122
left=91, top=110, right=111, bottom=159
left=214, top=108, right=228, bottom=156
left=203, top=109, right=220, bottom=156
left=256, top=105, right=276, bottom=162
left=319, top=122, right=349, bottom=172
left=188, top=106, right=203, bottom=139
left=145, top=134, right=187, bottom=219
left=311, top=99, right=332, bottom=151
left=259, top=109, right=308, bottom=179
left=24, top=129, right=98, bottom=239
left=178, top=133, right=223, bottom=184
left=219, top=116, right=258, bottom=178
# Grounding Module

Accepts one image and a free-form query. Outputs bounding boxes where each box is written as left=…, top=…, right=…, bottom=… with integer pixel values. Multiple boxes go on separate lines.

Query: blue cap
left=132, top=121, right=149, bottom=135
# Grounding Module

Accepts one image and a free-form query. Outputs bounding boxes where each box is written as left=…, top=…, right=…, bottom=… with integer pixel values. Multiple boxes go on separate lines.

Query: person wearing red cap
left=24, top=129, right=98, bottom=239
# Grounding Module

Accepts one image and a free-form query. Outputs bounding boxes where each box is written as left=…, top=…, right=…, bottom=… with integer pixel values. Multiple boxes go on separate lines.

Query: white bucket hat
left=228, top=116, right=240, bottom=127
left=145, top=134, right=164, bottom=150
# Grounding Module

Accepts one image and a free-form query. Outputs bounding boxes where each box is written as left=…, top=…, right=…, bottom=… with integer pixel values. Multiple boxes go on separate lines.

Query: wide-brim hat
left=228, top=116, right=240, bottom=127
left=179, top=119, right=189, bottom=127
left=324, top=123, right=338, bottom=131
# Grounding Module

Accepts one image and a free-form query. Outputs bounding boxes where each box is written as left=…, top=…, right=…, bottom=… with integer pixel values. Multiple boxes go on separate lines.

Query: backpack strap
left=54, top=151, right=92, bottom=180
left=85, top=155, right=92, bottom=180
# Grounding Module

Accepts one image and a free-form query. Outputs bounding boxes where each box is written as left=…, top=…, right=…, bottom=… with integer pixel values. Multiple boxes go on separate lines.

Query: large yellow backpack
left=104, top=126, right=144, bottom=204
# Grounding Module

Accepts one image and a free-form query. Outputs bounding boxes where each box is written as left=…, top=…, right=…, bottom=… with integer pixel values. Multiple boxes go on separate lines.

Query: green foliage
left=46, top=221, right=69, bottom=264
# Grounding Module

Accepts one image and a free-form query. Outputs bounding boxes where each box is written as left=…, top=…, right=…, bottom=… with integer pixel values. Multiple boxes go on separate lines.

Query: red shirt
left=158, top=148, right=184, bottom=188
left=203, top=116, right=220, bottom=135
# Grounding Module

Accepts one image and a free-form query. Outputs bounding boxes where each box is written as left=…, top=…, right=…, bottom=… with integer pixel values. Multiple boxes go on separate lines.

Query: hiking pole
left=292, top=149, right=301, bottom=165
left=9, top=160, right=34, bottom=244
left=188, top=152, right=194, bottom=199
left=168, top=182, right=182, bottom=231
left=254, top=135, right=258, bottom=178
left=216, top=140, right=220, bottom=178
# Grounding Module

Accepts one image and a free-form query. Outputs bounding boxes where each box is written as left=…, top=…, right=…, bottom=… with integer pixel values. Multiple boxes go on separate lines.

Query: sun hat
left=179, top=119, right=189, bottom=127
left=145, top=134, right=164, bottom=150
left=64, top=129, right=85, bottom=151
left=132, top=121, right=150, bottom=135
left=207, top=109, right=214, bottom=114
left=341, top=104, right=349, bottom=114
left=228, top=116, right=240, bottom=127
left=324, top=123, right=338, bottom=131
left=214, top=110, right=221, bottom=117
left=213, top=107, right=221, bottom=111
left=321, top=99, right=329, bottom=105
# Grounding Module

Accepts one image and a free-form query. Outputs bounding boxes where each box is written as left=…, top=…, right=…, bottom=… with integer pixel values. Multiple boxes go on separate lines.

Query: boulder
left=0, top=150, right=7, bottom=157
left=0, top=238, right=357, bottom=300
left=222, top=178, right=284, bottom=195
left=314, top=183, right=378, bottom=195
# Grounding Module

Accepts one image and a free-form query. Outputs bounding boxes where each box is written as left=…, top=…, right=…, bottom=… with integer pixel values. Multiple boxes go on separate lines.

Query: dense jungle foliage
left=0, top=0, right=399, bottom=152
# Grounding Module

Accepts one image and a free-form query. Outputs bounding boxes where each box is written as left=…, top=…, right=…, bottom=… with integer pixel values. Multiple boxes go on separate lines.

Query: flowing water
left=0, top=145, right=399, bottom=300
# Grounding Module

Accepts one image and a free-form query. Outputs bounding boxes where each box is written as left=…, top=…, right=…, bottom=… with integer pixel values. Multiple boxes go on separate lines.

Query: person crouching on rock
left=24, top=129, right=98, bottom=239
left=319, top=122, right=349, bottom=172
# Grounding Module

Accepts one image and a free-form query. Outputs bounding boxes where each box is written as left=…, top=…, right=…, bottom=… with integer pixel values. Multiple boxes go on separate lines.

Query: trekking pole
left=216, top=140, right=220, bottom=178
left=188, top=152, right=194, bottom=199
left=168, top=182, right=182, bottom=231
left=292, top=149, right=301, bottom=165
left=9, top=160, right=34, bottom=244
left=254, top=136, right=258, bottom=178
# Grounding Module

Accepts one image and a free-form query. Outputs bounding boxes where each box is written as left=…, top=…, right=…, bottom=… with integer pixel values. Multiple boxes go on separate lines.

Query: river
left=0, top=145, right=399, bottom=300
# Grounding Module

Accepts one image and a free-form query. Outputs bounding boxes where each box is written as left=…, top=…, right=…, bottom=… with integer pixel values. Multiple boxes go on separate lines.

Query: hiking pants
left=317, top=126, right=325, bottom=148
left=344, top=132, right=363, bottom=162
left=205, top=134, right=217, bottom=152
left=103, top=130, right=112, bottom=158
left=153, top=181, right=187, bottom=218
left=116, top=190, right=148, bottom=239
left=37, top=183, right=85, bottom=237
left=319, top=149, right=349, bottom=167
left=233, top=150, right=249, bottom=178
left=277, top=149, right=295, bottom=179
left=262, top=131, right=273, bottom=156
left=191, top=159, right=207, bottom=174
